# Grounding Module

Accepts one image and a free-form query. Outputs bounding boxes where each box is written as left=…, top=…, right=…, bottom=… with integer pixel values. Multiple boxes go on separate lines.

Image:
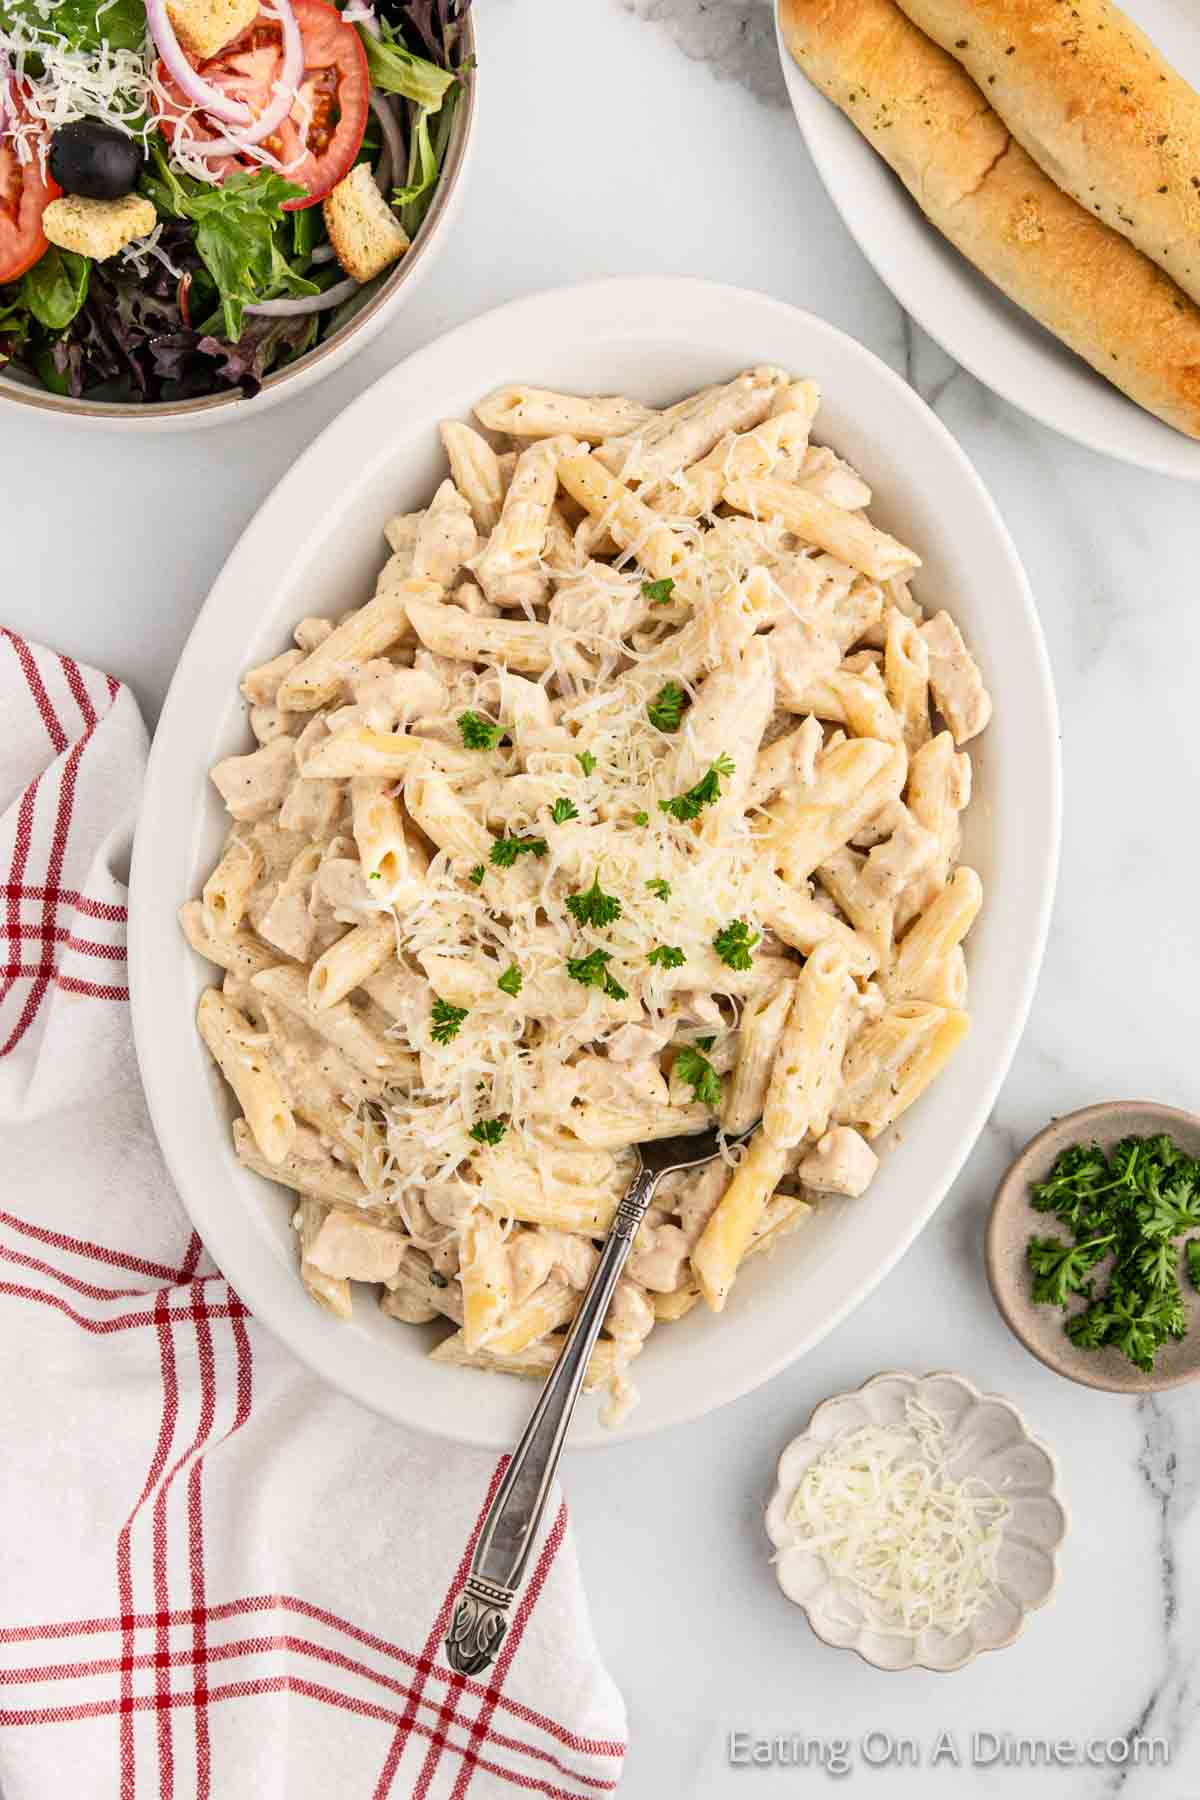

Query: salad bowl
left=0, top=0, right=474, bottom=428
left=129, top=277, right=1060, bottom=1447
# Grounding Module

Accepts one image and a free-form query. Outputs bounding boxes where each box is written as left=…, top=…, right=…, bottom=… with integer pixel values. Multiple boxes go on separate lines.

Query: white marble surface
left=4, top=1, right=1200, bottom=1794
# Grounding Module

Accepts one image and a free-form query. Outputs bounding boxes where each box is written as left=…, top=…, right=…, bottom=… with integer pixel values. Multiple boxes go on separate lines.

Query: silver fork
left=445, top=1119, right=756, bottom=1676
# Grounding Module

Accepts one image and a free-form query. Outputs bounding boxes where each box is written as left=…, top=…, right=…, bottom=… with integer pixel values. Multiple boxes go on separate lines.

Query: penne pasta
left=185, top=370, right=989, bottom=1424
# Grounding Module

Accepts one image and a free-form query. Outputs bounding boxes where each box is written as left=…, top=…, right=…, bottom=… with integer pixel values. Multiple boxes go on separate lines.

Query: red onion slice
left=185, top=0, right=305, bottom=156
left=370, top=93, right=403, bottom=195
left=144, top=0, right=253, bottom=125
left=341, top=0, right=379, bottom=33
left=0, top=51, right=13, bottom=139
left=245, top=276, right=359, bottom=316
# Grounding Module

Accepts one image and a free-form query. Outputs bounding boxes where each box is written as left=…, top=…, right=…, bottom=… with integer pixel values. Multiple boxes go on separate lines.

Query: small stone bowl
left=765, top=1370, right=1067, bottom=1672
left=987, top=1101, right=1200, bottom=1394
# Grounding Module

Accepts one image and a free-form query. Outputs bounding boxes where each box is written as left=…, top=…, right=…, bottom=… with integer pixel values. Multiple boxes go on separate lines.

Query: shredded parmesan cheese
left=0, top=10, right=151, bottom=178
left=785, top=1398, right=1011, bottom=1638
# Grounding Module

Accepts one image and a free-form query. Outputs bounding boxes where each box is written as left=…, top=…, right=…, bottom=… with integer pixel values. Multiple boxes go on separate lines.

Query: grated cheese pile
left=785, top=1397, right=1011, bottom=1638
left=0, top=4, right=151, bottom=177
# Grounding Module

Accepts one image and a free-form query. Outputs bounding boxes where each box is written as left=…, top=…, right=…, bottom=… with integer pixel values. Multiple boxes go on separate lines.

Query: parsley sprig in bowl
left=987, top=1102, right=1200, bottom=1393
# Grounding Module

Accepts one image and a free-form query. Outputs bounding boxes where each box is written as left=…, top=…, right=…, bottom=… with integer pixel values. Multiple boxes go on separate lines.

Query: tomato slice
left=0, top=102, right=61, bottom=285
left=157, top=0, right=369, bottom=210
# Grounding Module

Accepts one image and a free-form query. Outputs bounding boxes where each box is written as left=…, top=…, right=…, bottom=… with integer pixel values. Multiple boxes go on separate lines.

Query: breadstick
left=893, top=0, right=1200, bottom=309
left=779, top=0, right=1200, bottom=439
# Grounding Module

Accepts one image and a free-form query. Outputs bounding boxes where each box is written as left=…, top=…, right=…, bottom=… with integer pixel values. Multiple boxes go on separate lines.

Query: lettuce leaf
left=144, top=151, right=312, bottom=339
left=357, top=18, right=456, bottom=108
left=20, top=247, right=91, bottom=330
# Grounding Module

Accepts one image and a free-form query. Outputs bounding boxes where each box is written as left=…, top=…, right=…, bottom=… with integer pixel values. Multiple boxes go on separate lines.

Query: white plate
left=129, top=277, right=1060, bottom=1450
left=776, top=0, right=1200, bottom=482
left=765, top=1371, right=1068, bottom=1671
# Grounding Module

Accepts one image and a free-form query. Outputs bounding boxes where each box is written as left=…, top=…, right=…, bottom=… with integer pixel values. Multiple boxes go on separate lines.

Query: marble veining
left=619, top=0, right=789, bottom=104
left=1109, top=1397, right=1200, bottom=1796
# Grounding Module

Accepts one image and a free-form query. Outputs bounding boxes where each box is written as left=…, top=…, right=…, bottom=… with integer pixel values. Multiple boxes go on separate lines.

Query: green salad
left=0, top=0, right=471, bottom=401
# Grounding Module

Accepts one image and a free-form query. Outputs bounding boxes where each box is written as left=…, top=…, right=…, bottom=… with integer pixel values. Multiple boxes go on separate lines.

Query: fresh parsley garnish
left=712, top=919, right=760, bottom=972
left=468, top=864, right=486, bottom=886
left=658, top=753, right=734, bottom=822
left=565, top=948, right=628, bottom=1001
left=458, top=710, right=504, bottom=751
left=565, top=870, right=623, bottom=930
left=430, top=998, right=468, bottom=1045
left=674, top=1046, right=721, bottom=1108
left=469, top=1118, right=507, bottom=1146
left=1027, top=1235, right=1113, bottom=1307
left=368, top=871, right=382, bottom=880
left=641, top=577, right=675, bottom=605
left=1026, top=1133, right=1200, bottom=1373
left=633, top=811, right=649, bottom=827
left=575, top=750, right=597, bottom=777
left=695, top=1035, right=716, bottom=1052
left=490, top=835, right=548, bottom=868
left=1187, top=1240, right=1200, bottom=1291
left=497, top=963, right=523, bottom=997
left=645, top=877, right=671, bottom=902
left=647, top=945, right=686, bottom=969
left=647, top=682, right=688, bottom=733
left=550, top=797, right=579, bottom=824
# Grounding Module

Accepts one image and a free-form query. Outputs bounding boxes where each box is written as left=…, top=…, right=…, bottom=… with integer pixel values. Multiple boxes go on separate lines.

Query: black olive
left=49, top=121, right=144, bottom=201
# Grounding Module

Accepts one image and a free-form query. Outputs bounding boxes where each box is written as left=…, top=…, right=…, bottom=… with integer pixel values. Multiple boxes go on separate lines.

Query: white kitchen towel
left=0, top=632, right=627, bottom=1800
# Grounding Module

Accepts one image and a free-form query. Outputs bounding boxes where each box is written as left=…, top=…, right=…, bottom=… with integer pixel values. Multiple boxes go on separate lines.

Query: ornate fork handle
left=445, top=1164, right=658, bottom=1676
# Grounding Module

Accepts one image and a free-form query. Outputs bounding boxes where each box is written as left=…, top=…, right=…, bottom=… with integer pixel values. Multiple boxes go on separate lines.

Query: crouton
left=166, top=0, right=258, bottom=60
left=42, top=193, right=157, bottom=262
left=324, top=163, right=410, bottom=285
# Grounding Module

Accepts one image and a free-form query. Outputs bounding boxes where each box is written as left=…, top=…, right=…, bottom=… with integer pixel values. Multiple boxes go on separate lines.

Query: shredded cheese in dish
left=786, top=1398, right=1011, bottom=1637
left=182, top=369, right=993, bottom=1422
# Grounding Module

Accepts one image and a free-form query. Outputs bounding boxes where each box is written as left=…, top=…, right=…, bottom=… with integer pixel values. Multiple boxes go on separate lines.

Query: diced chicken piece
left=798, top=1127, right=879, bottom=1198
left=305, top=1210, right=409, bottom=1284
left=293, top=617, right=334, bottom=652
left=384, top=511, right=424, bottom=555
left=862, top=805, right=939, bottom=905
left=628, top=1214, right=692, bottom=1293
left=311, top=855, right=374, bottom=923
left=412, top=479, right=479, bottom=587
left=256, top=885, right=318, bottom=962
left=422, top=1183, right=477, bottom=1232
left=604, top=1278, right=654, bottom=1349
left=210, top=736, right=295, bottom=822
left=380, top=1284, right=439, bottom=1325
left=508, top=1226, right=599, bottom=1308
left=295, top=1198, right=352, bottom=1320
left=769, top=619, right=841, bottom=708
left=659, top=1159, right=730, bottom=1248
left=571, top=1055, right=670, bottom=1114
left=922, top=612, right=992, bottom=745
left=279, top=775, right=341, bottom=837
left=339, top=660, right=446, bottom=732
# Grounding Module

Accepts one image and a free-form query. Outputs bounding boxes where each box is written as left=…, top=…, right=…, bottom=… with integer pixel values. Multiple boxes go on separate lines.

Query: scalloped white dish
left=775, top=0, right=1200, bottom=481
left=129, top=279, right=1059, bottom=1449
left=765, top=1371, right=1068, bottom=1671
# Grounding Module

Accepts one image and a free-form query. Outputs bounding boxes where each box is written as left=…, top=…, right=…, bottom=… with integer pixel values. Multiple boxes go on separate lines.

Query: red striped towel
left=0, top=633, right=627, bottom=1800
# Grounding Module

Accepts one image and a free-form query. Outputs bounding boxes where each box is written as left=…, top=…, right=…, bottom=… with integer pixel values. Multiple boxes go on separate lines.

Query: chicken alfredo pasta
left=181, top=367, right=992, bottom=1424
